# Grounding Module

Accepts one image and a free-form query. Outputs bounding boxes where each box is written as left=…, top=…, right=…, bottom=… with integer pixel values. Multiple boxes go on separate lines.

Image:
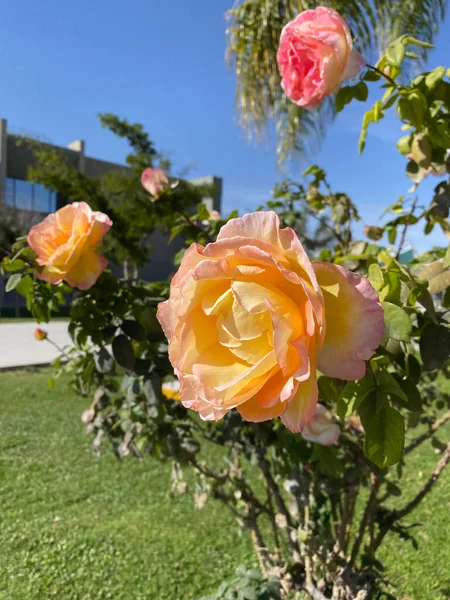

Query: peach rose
left=301, top=403, right=340, bottom=445
left=28, top=202, right=112, bottom=290
left=34, top=328, right=48, bottom=341
left=141, top=168, right=169, bottom=199
left=157, top=211, right=384, bottom=432
left=277, top=7, right=365, bottom=109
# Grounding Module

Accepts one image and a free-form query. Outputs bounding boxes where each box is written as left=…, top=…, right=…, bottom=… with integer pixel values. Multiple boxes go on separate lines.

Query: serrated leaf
left=364, top=407, right=405, bottom=468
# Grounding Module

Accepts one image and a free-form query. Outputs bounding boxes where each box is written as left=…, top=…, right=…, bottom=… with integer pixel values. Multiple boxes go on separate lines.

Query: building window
left=5, top=178, right=56, bottom=213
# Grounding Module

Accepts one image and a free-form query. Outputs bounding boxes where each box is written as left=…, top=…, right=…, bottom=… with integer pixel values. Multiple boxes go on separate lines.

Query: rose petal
left=313, top=262, right=384, bottom=380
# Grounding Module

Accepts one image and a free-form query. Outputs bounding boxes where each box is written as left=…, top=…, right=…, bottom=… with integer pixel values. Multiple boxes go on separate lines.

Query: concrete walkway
left=0, top=322, right=72, bottom=369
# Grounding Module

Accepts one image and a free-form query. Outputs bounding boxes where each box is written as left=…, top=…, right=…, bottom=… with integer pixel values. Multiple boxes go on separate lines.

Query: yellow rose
left=157, top=211, right=384, bottom=432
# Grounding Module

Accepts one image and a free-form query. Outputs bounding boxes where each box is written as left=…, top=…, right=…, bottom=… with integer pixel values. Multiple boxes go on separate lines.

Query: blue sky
left=1, top=0, right=449, bottom=252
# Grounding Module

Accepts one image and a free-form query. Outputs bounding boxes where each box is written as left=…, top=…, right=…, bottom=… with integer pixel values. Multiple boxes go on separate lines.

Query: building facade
left=0, top=117, right=222, bottom=313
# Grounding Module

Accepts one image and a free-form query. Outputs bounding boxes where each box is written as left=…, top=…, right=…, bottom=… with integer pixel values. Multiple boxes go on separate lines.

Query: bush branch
left=405, top=410, right=450, bottom=455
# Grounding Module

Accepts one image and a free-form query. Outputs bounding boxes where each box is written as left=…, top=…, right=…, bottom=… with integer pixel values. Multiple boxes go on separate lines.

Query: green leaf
left=335, top=86, right=354, bottom=112
left=377, top=371, right=408, bottom=404
left=358, top=390, right=378, bottom=430
left=112, top=334, right=135, bottom=370
left=420, top=323, right=450, bottom=370
left=5, top=259, right=25, bottom=272
left=397, top=135, right=411, bottom=155
left=364, top=407, right=405, bottom=468
left=120, top=319, right=146, bottom=340
left=363, top=69, right=381, bottom=82
left=337, top=376, right=375, bottom=419
left=402, top=36, right=434, bottom=49
left=397, top=91, right=427, bottom=128
left=383, top=302, right=412, bottom=342
left=359, top=102, right=384, bottom=153
left=444, top=246, right=450, bottom=269
left=425, top=66, right=446, bottom=89
left=396, top=377, right=422, bottom=412
left=15, top=275, right=33, bottom=299
left=5, top=273, right=22, bottom=292
left=353, top=81, right=369, bottom=102
left=386, top=40, right=406, bottom=66
left=368, top=263, right=384, bottom=291
left=387, top=226, right=397, bottom=245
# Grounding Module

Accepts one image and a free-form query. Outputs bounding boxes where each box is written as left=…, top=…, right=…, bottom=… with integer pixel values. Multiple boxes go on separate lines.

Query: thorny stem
left=304, top=503, right=313, bottom=589
left=249, top=511, right=271, bottom=577
left=257, top=452, right=297, bottom=529
left=395, top=196, right=419, bottom=259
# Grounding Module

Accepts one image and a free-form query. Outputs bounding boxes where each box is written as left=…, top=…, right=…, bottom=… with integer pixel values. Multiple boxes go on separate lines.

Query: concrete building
left=0, top=117, right=222, bottom=314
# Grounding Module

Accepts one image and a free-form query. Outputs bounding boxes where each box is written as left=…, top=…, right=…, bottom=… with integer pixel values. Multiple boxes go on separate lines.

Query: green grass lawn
left=0, top=370, right=449, bottom=600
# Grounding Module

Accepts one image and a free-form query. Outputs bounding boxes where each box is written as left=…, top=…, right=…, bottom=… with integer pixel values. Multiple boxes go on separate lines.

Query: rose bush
left=277, top=6, right=365, bottom=108
left=3, top=13, right=450, bottom=600
left=158, top=211, right=384, bottom=431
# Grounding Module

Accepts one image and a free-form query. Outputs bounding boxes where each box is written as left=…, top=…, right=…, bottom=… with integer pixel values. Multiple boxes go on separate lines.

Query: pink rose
left=301, top=403, right=340, bottom=445
left=277, top=7, right=365, bottom=109
left=157, top=211, right=384, bottom=432
left=141, top=168, right=169, bottom=199
left=28, top=202, right=112, bottom=290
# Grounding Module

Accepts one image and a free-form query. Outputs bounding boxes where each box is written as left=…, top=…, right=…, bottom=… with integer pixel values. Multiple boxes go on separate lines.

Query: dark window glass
left=4, top=178, right=56, bottom=213
left=14, top=180, right=32, bottom=210
left=34, top=183, right=51, bottom=212
left=5, top=178, right=15, bottom=207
